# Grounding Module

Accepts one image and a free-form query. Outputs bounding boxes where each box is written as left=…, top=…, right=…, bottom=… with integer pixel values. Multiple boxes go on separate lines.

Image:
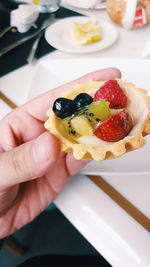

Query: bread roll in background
left=106, top=0, right=150, bottom=29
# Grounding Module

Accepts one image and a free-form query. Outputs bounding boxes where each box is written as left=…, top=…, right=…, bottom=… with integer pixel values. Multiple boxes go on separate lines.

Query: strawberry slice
left=94, top=80, right=127, bottom=109
left=94, top=110, right=132, bottom=142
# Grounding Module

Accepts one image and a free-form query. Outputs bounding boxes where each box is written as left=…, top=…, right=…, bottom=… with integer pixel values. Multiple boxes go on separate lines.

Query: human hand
left=0, top=68, right=121, bottom=238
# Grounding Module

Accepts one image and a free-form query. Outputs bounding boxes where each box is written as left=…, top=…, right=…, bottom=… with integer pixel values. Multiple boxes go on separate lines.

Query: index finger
left=23, top=67, right=121, bottom=121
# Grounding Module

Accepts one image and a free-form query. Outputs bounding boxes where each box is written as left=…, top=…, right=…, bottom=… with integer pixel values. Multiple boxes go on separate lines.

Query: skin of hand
left=0, top=68, right=121, bottom=238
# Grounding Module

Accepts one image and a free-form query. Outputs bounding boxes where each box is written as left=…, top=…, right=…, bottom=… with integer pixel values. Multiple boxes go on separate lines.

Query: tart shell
left=44, top=79, right=150, bottom=161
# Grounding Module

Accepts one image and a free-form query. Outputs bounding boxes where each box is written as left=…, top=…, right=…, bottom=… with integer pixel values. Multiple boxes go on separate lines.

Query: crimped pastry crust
left=45, top=79, right=150, bottom=161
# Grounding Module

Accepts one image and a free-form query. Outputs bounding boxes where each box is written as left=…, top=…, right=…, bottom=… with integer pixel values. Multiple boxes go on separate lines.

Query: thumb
left=0, top=132, right=60, bottom=188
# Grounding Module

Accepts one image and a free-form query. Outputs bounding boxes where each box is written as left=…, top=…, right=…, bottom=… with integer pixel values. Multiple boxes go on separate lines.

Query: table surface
left=1, top=5, right=150, bottom=108
left=0, top=3, right=150, bottom=267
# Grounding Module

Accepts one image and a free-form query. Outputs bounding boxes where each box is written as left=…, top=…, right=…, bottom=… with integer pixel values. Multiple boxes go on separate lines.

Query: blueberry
left=73, top=93, right=93, bottom=110
left=53, top=98, right=77, bottom=119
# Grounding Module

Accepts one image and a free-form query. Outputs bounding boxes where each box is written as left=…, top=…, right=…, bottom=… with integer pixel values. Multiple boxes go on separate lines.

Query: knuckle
left=11, top=147, right=35, bottom=179
left=12, top=151, right=23, bottom=178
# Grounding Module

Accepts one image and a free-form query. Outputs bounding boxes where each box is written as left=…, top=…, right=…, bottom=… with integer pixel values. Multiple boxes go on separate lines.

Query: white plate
left=28, top=57, right=150, bottom=265
left=81, top=135, right=150, bottom=176
left=28, top=57, right=150, bottom=175
left=62, top=0, right=106, bottom=10
left=45, top=16, right=118, bottom=54
left=55, top=174, right=150, bottom=267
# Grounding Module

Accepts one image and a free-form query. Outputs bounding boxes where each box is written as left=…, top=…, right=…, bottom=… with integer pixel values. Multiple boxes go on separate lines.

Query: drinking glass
left=33, top=0, right=61, bottom=13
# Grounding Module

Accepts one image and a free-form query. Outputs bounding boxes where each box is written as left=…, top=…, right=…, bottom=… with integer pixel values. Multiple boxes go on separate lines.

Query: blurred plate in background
left=61, top=0, right=106, bottom=10
left=45, top=16, right=118, bottom=53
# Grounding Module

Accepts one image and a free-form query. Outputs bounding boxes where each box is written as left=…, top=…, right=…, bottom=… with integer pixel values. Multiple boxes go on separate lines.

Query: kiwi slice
left=71, top=115, right=93, bottom=136
left=61, top=117, right=80, bottom=138
left=61, top=99, right=111, bottom=137
left=80, top=100, right=111, bottom=125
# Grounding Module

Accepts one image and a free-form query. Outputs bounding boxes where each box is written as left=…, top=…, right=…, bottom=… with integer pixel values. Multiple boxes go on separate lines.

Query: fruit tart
left=44, top=79, right=150, bottom=161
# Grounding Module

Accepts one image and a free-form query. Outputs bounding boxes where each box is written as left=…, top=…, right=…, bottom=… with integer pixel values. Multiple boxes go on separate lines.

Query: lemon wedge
left=71, top=17, right=102, bottom=45
left=74, top=17, right=97, bottom=33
